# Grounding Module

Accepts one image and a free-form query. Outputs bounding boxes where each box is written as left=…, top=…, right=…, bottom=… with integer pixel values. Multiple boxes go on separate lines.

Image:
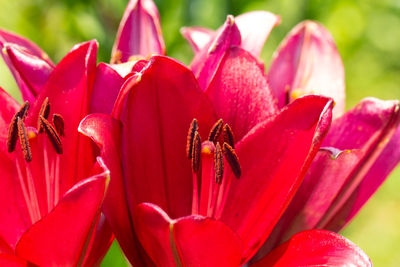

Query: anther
left=191, top=132, right=201, bottom=172
left=7, top=102, right=30, bottom=152
left=37, top=97, right=50, bottom=133
left=208, top=119, right=223, bottom=143
left=214, top=142, right=224, bottom=184
left=17, top=117, right=32, bottom=162
left=53, top=114, right=65, bottom=137
left=186, top=119, right=199, bottom=159
left=39, top=116, right=63, bottom=154
left=222, top=124, right=235, bottom=148
left=223, top=143, right=241, bottom=178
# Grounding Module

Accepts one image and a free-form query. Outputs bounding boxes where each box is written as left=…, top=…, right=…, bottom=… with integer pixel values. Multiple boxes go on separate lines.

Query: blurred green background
left=0, top=0, right=399, bottom=265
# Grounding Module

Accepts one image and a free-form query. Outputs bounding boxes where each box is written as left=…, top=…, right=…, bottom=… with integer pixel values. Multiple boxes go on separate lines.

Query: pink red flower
left=0, top=40, right=112, bottom=266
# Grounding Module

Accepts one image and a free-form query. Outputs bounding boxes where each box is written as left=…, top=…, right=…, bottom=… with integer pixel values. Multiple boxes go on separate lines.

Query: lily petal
left=259, top=98, right=400, bottom=254
left=180, top=27, right=215, bottom=54
left=206, top=46, right=278, bottom=141
left=81, top=214, right=114, bottom=267
left=133, top=203, right=242, bottom=267
left=315, top=98, right=400, bottom=229
left=26, top=40, right=98, bottom=195
left=0, top=254, right=29, bottom=267
left=113, top=55, right=216, bottom=219
left=79, top=114, right=147, bottom=265
left=191, top=15, right=241, bottom=90
left=90, top=63, right=125, bottom=114
left=3, top=44, right=54, bottom=102
left=235, top=11, right=280, bottom=58
left=252, top=230, right=371, bottom=267
left=268, top=21, right=345, bottom=118
left=0, top=29, right=53, bottom=66
left=15, top=158, right=109, bottom=267
left=217, top=95, right=333, bottom=262
left=111, top=0, right=166, bottom=63
left=0, top=88, right=30, bottom=249
left=324, top=126, right=400, bottom=232
left=0, top=87, right=20, bottom=141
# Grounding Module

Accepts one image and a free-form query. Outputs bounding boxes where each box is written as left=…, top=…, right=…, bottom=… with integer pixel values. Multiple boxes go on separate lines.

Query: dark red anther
left=223, top=143, right=241, bottom=178
left=37, top=97, right=50, bottom=133
left=39, top=116, right=63, bottom=154
left=191, top=131, right=201, bottom=172
left=214, top=142, right=224, bottom=184
left=222, top=124, right=235, bottom=148
left=208, top=119, right=223, bottom=143
left=186, top=119, right=199, bottom=159
left=53, top=113, right=65, bottom=137
left=7, top=101, right=30, bottom=152
left=17, top=117, right=32, bottom=162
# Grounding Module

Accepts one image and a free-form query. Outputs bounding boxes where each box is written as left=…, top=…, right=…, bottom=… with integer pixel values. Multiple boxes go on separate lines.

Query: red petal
left=180, top=27, right=215, bottom=54
left=90, top=63, right=125, bottom=114
left=0, top=29, right=53, bottom=65
left=15, top=158, right=109, bottom=267
left=217, top=95, right=333, bottom=261
left=0, top=237, right=13, bottom=254
left=268, top=21, right=345, bottom=118
left=257, top=98, right=400, bottom=256
left=235, top=11, right=280, bottom=58
left=325, top=126, right=400, bottom=231
left=252, top=230, right=371, bottom=267
left=206, top=46, right=278, bottom=141
left=319, top=100, right=400, bottom=231
left=26, top=40, right=98, bottom=196
left=191, top=16, right=241, bottom=90
left=111, top=0, right=165, bottom=63
left=314, top=98, right=400, bottom=229
left=0, top=88, right=31, bottom=249
left=82, top=214, right=114, bottom=267
left=258, top=148, right=363, bottom=255
left=0, top=254, right=29, bottom=267
left=133, top=203, right=242, bottom=266
left=79, top=114, right=148, bottom=265
left=4, top=44, right=54, bottom=101
left=0, top=87, right=20, bottom=141
left=113, top=55, right=216, bottom=219
left=0, top=29, right=54, bottom=102
left=172, top=215, right=242, bottom=266
left=132, top=203, right=176, bottom=266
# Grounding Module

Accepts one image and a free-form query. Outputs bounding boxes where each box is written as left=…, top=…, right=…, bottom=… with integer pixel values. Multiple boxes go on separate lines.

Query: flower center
left=6, top=98, right=65, bottom=224
left=186, top=118, right=241, bottom=218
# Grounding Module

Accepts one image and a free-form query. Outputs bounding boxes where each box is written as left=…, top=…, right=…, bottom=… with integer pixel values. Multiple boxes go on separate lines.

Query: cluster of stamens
left=186, top=118, right=241, bottom=183
left=186, top=118, right=241, bottom=218
left=7, top=97, right=65, bottom=161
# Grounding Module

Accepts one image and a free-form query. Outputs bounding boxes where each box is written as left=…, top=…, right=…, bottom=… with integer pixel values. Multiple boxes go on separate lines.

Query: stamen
left=17, top=118, right=32, bottom=162
left=208, top=119, right=223, bottom=143
left=222, top=124, right=235, bottom=148
left=191, top=131, right=201, bottom=172
left=37, top=97, right=50, bottom=133
left=214, top=142, right=224, bottom=184
left=39, top=116, right=63, bottom=154
left=223, top=143, right=241, bottom=178
left=186, top=119, right=198, bottom=159
left=7, top=102, right=30, bottom=152
left=53, top=113, right=65, bottom=137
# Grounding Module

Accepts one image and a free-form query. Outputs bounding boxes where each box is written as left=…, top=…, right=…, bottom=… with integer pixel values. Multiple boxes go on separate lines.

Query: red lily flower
left=0, top=40, right=113, bottom=266
left=79, top=52, right=370, bottom=265
left=182, top=14, right=400, bottom=258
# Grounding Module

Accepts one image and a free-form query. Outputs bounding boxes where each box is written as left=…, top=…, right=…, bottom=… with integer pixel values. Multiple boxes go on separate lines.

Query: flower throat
left=6, top=98, right=65, bottom=223
left=186, top=118, right=241, bottom=219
